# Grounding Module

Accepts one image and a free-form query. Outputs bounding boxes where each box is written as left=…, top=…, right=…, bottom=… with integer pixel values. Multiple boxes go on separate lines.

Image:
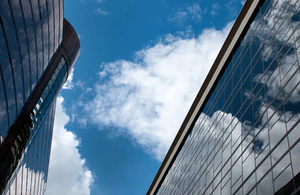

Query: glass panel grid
left=3, top=57, right=67, bottom=195
left=157, top=0, right=300, bottom=194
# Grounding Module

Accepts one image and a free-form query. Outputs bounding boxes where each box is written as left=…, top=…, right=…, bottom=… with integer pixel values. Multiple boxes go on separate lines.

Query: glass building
left=148, top=0, right=300, bottom=194
left=0, top=0, right=80, bottom=194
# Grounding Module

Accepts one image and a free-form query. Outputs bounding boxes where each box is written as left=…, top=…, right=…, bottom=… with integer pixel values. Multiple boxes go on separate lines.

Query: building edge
left=146, top=0, right=265, bottom=194
left=0, top=18, right=80, bottom=194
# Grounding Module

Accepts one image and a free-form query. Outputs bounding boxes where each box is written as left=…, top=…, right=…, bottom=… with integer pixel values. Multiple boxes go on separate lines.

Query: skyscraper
left=148, top=0, right=300, bottom=194
left=0, top=0, right=79, bottom=194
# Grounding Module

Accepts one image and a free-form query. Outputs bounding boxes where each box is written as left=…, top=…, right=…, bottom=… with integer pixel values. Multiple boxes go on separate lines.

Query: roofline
left=146, top=0, right=265, bottom=194
left=62, top=18, right=80, bottom=76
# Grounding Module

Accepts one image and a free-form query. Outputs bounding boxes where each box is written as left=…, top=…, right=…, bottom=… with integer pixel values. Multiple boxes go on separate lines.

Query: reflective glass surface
left=0, top=0, right=63, bottom=141
left=4, top=102, right=55, bottom=195
left=157, top=0, right=300, bottom=194
left=2, top=57, right=67, bottom=195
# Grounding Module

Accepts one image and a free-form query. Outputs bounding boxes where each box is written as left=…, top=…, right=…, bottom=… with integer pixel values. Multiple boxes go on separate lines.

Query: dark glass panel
left=29, top=39, right=37, bottom=90
left=223, top=66, right=233, bottom=114
left=0, top=29, right=9, bottom=139
left=21, top=54, right=31, bottom=100
left=0, top=0, right=9, bottom=11
left=32, top=0, right=44, bottom=81
left=21, top=0, right=37, bottom=91
left=40, top=0, right=49, bottom=70
left=47, top=0, right=54, bottom=58
left=208, top=86, right=220, bottom=117
left=53, top=0, right=60, bottom=51
left=13, top=1, right=31, bottom=102
left=59, top=0, right=63, bottom=43
left=1, top=54, right=16, bottom=130
left=291, top=12, right=300, bottom=24
left=232, top=73, right=242, bottom=120
left=0, top=70, right=9, bottom=139
left=2, top=2, right=24, bottom=117
left=218, top=75, right=226, bottom=113
left=11, top=0, right=28, bottom=101
left=5, top=29, right=24, bottom=112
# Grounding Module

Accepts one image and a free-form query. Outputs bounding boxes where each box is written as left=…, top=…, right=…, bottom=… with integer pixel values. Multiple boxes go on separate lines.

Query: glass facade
left=4, top=102, right=55, bottom=195
left=2, top=57, right=67, bottom=195
left=155, top=0, right=300, bottom=194
left=0, top=1, right=79, bottom=194
left=0, top=0, right=63, bottom=141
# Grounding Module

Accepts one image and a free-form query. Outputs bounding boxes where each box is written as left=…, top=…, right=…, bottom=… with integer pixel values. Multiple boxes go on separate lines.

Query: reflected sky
left=2, top=102, right=55, bottom=195
left=0, top=0, right=63, bottom=141
left=157, top=0, right=300, bottom=194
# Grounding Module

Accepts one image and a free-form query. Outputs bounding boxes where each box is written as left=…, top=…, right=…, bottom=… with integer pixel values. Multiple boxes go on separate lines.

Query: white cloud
left=225, top=0, right=239, bottom=17
left=81, top=0, right=104, bottom=4
left=45, top=97, right=94, bottom=195
left=187, top=3, right=202, bottom=21
left=62, top=69, right=74, bottom=90
left=211, top=3, right=221, bottom=16
left=76, top=23, right=232, bottom=161
left=168, top=3, right=202, bottom=25
left=255, top=54, right=300, bottom=104
left=158, top=1, right=300, bottom=192
left=75, top=80, right=86, bottom=90
left=168, top=11, right=188, bottom=24
left=250, top=0, right=300, bottom=104
left=4, top=162, right=47, bottom=194
left=159, top=106, right=300, bottom=194
left=95, top=8, right=109, bottom=15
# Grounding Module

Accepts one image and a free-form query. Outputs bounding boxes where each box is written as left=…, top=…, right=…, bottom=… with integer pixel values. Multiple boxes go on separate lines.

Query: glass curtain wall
left=157, top=0, right=300, bottom=194
left=0, top=0, right=63, bottom=141
left=2, top=57, right=67, bottom=195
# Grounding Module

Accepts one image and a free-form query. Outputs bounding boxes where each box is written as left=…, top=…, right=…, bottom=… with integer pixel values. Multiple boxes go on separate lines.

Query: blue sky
left=45, top=0, right=244, bottom=194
